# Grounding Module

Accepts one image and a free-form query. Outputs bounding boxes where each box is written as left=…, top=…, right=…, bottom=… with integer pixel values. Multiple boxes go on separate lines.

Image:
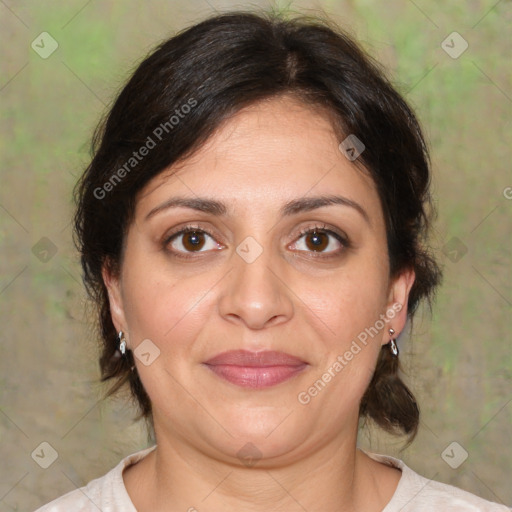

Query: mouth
left=202, top=350, right=308, bottom=389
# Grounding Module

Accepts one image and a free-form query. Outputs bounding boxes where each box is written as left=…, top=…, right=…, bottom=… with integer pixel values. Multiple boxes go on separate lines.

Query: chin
left=207, top=414, right=310, bottom=460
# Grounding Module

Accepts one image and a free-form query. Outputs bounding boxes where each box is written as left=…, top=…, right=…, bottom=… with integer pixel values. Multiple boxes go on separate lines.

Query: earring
left=118, top=331, right=126, bottom=355
left=388, top=328, right=399, bottom=357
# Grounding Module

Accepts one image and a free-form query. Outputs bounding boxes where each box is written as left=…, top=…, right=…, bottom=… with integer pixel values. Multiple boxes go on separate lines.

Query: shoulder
left=33, top=445, right=157, bottom=512
left=363, top=450, right=511, bottom=512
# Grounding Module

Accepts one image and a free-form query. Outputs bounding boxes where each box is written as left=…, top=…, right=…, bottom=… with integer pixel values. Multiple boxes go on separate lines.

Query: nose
left=217, top=243, right=294, bottom=330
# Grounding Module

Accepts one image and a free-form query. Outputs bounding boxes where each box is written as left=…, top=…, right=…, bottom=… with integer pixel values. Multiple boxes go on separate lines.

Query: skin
left=103, top=94, right=415, bottom=512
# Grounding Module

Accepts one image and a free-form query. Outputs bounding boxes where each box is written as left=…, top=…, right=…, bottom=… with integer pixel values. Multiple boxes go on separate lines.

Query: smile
left=203, top=350, right=308, bottom=389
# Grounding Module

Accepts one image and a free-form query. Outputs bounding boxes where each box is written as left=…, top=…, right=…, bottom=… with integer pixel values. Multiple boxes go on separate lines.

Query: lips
left=203, top=350, right=308, bottom=389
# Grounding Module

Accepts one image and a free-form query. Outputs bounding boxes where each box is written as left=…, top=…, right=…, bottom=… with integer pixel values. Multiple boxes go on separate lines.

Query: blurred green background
left=1, top=0, right=511, bottom=509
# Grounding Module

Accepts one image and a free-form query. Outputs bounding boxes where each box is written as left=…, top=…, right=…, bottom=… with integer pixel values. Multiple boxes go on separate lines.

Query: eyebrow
left=144, top=194, right=370, bottom=224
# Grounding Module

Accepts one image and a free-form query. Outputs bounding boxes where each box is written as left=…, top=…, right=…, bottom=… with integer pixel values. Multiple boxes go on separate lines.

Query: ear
left=102, top=259, right=128, bottom=338
left=381, top=267, right=415, bottom=346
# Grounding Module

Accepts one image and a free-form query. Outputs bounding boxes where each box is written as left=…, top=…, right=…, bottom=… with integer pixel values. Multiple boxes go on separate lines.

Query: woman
left=35, top=9, right=511, bottom=512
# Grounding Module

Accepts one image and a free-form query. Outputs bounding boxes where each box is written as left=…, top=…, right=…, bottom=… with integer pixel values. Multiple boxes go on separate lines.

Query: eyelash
left=163, top=223, right=350, bottom=260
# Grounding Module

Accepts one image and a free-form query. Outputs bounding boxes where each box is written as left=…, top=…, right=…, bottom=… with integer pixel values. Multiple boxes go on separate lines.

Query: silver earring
left=118, top=331, right=126, bottom=355
left=388, top=328, right=398, bottom=357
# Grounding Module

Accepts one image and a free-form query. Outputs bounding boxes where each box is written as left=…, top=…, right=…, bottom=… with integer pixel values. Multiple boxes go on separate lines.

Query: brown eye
left=181, top=231, right=207, bottom=251
left=292, top=227, right=348, bottom=256
left=304, top=230, right=329, bottom=252
left=166, top=227, right=221, bottom=256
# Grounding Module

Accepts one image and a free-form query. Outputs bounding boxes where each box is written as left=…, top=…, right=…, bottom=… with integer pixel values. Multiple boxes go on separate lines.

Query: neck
left=124, top=422, right=401, bottom=512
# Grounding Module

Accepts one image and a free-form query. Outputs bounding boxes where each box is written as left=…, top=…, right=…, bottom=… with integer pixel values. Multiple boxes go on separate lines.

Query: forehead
left=136, top=95, right=381, bottom=222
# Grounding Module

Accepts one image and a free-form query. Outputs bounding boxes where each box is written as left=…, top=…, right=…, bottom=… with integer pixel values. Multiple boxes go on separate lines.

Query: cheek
left=298, top=258, right=388, bottom=397
left=119, top=258, right=216, bottom=405
left=309, top=260, right=389, bottom=343
left=122, top=266, right=211, bottom=346
left=119, top=241, right=230, bottom=374
left=297, top=291, right=384, bottom=423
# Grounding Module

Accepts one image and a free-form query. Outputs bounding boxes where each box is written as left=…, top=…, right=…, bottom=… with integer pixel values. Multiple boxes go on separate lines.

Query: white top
left=34, top=444, right=511, bottom=511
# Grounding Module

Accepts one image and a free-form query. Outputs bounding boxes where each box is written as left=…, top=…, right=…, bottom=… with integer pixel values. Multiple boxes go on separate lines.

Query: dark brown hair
left=73, top=9, right=442, bottom=443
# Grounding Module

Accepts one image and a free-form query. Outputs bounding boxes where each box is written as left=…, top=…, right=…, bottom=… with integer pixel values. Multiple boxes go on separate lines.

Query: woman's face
left=104, top=95, right=414, bottom=465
